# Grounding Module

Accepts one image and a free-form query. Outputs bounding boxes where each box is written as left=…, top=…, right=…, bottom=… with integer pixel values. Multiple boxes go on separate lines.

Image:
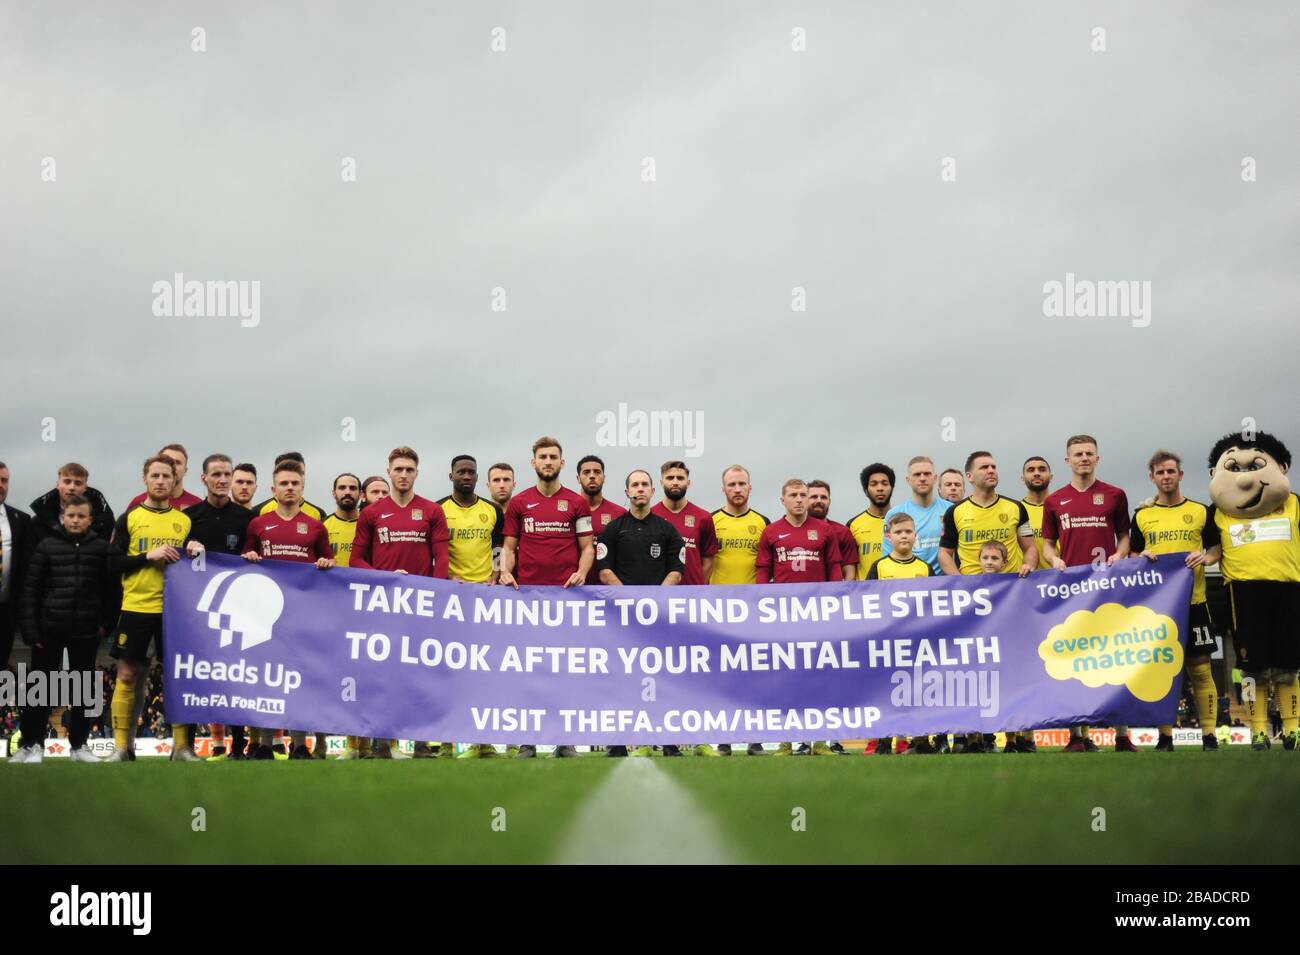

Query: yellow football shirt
left=940, top=495, right=1033, bottom=575
left=323, top=513, right=358, bottom=567
left=848, top=509, right=886, bottom=581
left=1132, top=499, right=1214, bottom=604
left=113, top=504, right=192, bottom=613
left=710, top=509, right=770, bottom=585
left=439, top=495, right=503, bottom=583
left=1212, top=494, right=1300, bottom=584
left=1021, top=499, right=1053, bottom=569
left=257, top=498, right=325, bottom=521
left=866, top=555, right=932, bottom=580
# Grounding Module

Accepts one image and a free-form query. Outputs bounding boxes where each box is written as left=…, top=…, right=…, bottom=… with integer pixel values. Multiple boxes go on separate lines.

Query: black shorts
left=1185, top=602, right=1217, bottom=660
left=1227, top=580, right=1300, bottom=673
left=109, top=610, right=164, bottom=663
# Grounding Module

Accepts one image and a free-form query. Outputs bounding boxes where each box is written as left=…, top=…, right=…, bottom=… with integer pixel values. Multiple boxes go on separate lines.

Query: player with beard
left=1020, top=456, right=1054, bottom=570
left=850, top=463, right=898, bottom=755
left=106, top=456, right=194, bottom=762
left=183, top=454, right=255, bottom=760
left=802, top=479, right=856, bottom=754
left=353, top=448, right=450, bottom=759
left=500, top=437, right=594, bottom=758
left=360, top=475, right=389, bottom=509
left=709, top=465, right=769, bottom=756
left=806, top=481, right=858, bottom=581
left=652, top=461, right=720, bottom=756
left=652, top=462, right=718, bottom=586
left=324, top=473, right=365, bottom=759
left=577, top=455, right=626, bottom=585
left=757, top=479, right=842, bottom=756
left=126, top=444, right=203, bottom=511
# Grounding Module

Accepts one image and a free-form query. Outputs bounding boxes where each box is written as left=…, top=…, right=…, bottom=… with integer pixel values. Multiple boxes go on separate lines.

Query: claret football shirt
left=351, top=494, right=450, bottom=577
left=651, top=501, right=718, bottom=585
left=503, top=486, right=593, bottom=585
left=756, top=516, right=840, bottom=583
left=243, top=510, right=333, bottom=564
left=1041, top=480, right=1130, bottom=567
left=824, top=518, right=859, bottom=579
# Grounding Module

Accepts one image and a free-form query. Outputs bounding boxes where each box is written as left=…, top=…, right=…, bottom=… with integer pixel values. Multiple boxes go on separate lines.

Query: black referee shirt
left=184, top=499, right=255, bottom=555
left=596, top=511, right=687, bottom=585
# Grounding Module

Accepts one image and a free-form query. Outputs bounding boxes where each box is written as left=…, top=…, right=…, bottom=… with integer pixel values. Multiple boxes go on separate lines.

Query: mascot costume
left=1207, top=430, right=1300, bottom=749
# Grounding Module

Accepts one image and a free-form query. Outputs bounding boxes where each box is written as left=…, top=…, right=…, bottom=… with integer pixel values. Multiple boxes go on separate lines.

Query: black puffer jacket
left=19, top=526, right=120, bottom=644
left=29, top=486, right=116, bottom=543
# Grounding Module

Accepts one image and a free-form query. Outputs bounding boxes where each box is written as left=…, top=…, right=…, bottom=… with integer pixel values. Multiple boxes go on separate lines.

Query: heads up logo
left=196, top=570, right=285, bottom=651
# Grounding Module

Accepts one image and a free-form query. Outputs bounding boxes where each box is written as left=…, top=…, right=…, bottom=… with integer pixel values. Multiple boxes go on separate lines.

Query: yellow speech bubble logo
left=1039, top=602, right=1183, bottom=702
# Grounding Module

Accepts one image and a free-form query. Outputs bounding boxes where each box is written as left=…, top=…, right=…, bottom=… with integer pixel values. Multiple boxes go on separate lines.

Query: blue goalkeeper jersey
left=881, top=497, right=953, bottom=575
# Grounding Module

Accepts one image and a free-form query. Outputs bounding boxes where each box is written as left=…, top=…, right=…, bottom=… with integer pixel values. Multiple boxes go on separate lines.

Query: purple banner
left=163, top=552, right=1193, bottom=742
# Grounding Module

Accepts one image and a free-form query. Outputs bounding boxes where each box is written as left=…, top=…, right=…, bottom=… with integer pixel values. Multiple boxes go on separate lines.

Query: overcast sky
left=2, top=2, right=1297, bottom=518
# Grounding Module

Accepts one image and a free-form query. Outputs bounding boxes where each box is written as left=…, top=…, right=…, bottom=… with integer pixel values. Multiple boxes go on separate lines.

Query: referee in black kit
left=596, top=469, right=686, bottom=757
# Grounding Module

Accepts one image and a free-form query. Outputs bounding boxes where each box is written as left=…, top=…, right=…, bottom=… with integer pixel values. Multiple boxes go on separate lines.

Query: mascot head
left=1207, top=431, right=1292, bottom=519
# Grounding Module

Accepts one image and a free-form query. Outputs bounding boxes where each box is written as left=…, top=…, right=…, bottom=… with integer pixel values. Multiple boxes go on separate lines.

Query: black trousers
left=0, top=606, right=15, bottom=669
left=19, top=635, right=99, bottom=750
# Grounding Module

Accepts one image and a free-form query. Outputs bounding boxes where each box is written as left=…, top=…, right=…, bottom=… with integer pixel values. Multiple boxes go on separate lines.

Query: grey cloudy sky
left=2, top=2, right=1297, bottom=517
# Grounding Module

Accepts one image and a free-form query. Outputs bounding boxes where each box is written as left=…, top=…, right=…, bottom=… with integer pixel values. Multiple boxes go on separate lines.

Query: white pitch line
left=554, top=758, right=742, bottom=865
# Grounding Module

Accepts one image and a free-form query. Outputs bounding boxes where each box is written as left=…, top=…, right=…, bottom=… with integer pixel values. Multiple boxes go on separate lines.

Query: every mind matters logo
left=196, top=570, right=285, bottom=651
left=1038, top=603, right=1183, bottom=702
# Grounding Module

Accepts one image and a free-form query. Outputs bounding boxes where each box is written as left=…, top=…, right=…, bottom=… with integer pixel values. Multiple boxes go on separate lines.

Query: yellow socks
left=1246, top=676, right=1270, bottom=736
left=112, top=679, right=136, bottom=749
left=1188, top=660, right=1218, bottom=733
left=174, top=724, right=191, bottom=749
left=1275, top=673, right=1299, bottom=734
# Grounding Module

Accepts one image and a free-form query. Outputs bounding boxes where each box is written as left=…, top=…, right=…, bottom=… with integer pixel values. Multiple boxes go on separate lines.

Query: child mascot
left=1207, top=430, right=1300, bottom=749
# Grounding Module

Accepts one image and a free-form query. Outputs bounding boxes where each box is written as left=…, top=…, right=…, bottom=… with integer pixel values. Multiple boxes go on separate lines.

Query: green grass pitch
left=2, top=750, right=1296, bottom=864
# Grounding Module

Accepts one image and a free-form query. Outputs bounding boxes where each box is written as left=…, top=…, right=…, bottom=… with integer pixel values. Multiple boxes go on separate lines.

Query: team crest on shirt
left=685, top=515, right=696, bottom=528
left=1183, top=513, right=1194, bottom=524
left=650, top=543, right=661, bottom=558
left=557, top=500, right=569, bottom=512
left=412, top=509, right=423, bottom=521
left=173, top=521, right=183, bottom=533
left=479, top=512, right=489, bottom=523
left=747, top=524, right=756, bottom=534
left=1093, top=493, right=1104, bottom=505
left=296, top=521, right=307, bottom=534
left=601, top=513, right=611, bottom=525
left=999, top=513, right=1009, bottom=523
left=807, top=530, right=818, bottom=540
left=226, top=534, right=238, bottom=550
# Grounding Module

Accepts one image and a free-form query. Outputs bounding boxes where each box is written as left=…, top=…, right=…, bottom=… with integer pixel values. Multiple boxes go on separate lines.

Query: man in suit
left=0, top=461, right=34, bottom=668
